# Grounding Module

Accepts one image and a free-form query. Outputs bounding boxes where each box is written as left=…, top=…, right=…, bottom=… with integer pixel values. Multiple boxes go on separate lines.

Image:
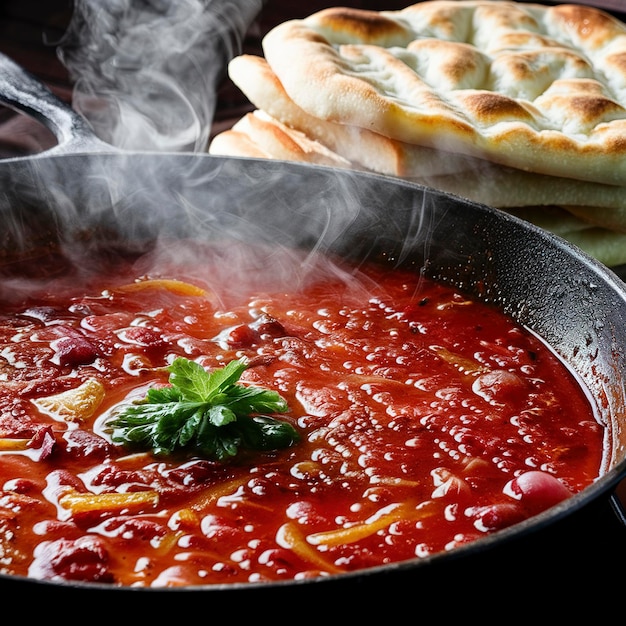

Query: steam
left=56, top=0, right=262, bottom=152
left=0, top=0, right=439, bottom=306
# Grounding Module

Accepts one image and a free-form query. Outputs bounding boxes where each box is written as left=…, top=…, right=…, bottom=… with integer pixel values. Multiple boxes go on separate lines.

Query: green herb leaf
left=108, top=357, right=298, bottom=460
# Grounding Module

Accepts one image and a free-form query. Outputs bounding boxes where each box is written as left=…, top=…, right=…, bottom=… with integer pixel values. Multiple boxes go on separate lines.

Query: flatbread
left=225, top=54, right=485, bottom=178
left=261, top=2, right=626, bottom=186
left=209, top=2, right=626, bottom=266
left=560, top=204, right=626, bottom=233
left=220, top=54, right=626, bottom=213
left=208, top=108, right=626, bottom=264
left=209, top=109, right=355, bottom=169
left=504, top=206, right=626, bottom=267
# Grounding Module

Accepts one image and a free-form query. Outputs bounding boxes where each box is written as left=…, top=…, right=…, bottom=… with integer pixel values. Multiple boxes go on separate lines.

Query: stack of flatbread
left=209, top=1, right=626, bottom=267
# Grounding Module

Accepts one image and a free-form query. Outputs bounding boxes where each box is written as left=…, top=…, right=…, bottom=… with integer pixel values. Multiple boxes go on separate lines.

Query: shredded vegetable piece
left=276, top=522, right=344, bottom=574
left=31, top=377, right=105, bottom=422
left=429, top=345, right=489, bottom=376
left=113, top=278, right=208, bottom=297
left=58, top=488, right=159, bottom=515
left=0, top=438, right=30, bottom=451
left=307, top=501, right=439, bottom=547
left=189, top=476, right=252, bottom=511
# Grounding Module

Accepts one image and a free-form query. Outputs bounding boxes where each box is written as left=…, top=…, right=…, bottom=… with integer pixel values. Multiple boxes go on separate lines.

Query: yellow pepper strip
left=153, top=530, right=185, bottom=556
left=276, top=522, right=345, bottom=574
left=370, top=476, right=421, bottom=488
left=429, top=345, right=489, bottom=376
left=342, top=373, right=410, bottom=388
left=113, top=278, right=208, bottom=297
left=307, top=500, right=439, bottom=548
left=0, top=438, right=30, bottom=451
left=59, top=488, right=159, bottom=516
left=189, top=476, right=251, bottom=511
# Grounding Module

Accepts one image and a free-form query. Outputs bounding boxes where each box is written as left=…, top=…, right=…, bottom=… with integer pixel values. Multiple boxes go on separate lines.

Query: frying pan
left=0, top=51, right=625, bottom=612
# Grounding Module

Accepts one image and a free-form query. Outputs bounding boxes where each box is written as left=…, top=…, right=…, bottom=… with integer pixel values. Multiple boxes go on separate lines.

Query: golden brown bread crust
left=261, top=2, right=626, bottom=185
left=215, top=54, right=626, bottom=212
left=208, top=2, right=626, bottom=265
left=208, top=110, right=354, bottom=169
left=223, top=54, right=479, bottom=177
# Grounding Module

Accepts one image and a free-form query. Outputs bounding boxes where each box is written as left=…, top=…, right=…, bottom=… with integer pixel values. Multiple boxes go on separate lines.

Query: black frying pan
left=0, top=51, right=625, bottom=613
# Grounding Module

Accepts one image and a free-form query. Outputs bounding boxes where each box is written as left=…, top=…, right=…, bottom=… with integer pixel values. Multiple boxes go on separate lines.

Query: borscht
left=0, top=240, right=604, bottom=586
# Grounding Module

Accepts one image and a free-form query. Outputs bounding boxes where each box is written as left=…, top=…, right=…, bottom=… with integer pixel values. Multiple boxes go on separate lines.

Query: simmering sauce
left=0, top=240, right=603, bottom=587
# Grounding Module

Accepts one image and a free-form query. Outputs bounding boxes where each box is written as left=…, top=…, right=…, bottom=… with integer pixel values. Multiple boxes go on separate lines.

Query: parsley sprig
left=108, top=357, right=299, bottom=461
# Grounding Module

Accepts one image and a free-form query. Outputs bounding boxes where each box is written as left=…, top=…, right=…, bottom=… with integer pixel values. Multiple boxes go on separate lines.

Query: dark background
left=0, top=1, right=417, bottom=155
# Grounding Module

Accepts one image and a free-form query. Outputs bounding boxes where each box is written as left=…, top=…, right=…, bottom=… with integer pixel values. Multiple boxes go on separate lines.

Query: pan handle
left=0, top=52, right=112, bottom=158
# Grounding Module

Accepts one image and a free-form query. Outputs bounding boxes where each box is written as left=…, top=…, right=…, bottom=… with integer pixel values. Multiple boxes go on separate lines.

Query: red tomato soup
left=0, top=240, right=603, bottom=587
